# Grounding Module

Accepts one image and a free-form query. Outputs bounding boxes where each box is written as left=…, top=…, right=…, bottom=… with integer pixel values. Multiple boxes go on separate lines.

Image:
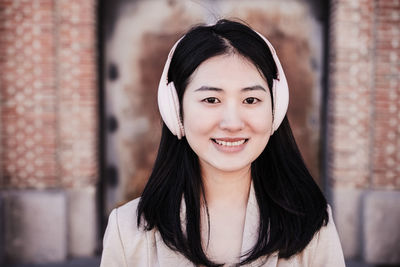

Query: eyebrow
left=194, top=85, right=267, bottom=92
left=242, top=85, right=267, bottom=92
left=194, top=86, right=223, bottom=92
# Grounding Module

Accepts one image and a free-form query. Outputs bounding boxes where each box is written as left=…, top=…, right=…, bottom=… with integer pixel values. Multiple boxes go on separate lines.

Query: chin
left=210, top=159, right=252, bottom=173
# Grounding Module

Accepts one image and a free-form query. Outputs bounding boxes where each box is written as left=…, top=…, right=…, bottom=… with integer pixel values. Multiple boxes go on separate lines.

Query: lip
left=211, top=138, right=249, bottom=153
left=213, top=137, right=247, bottom=142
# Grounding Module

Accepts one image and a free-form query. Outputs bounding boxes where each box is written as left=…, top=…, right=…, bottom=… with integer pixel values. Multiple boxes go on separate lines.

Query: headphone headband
left=157, top=30, right=289, bottom=139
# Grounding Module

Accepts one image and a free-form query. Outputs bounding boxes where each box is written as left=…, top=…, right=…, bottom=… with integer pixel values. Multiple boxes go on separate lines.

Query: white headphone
left=157, top=31, right=289, bottom=140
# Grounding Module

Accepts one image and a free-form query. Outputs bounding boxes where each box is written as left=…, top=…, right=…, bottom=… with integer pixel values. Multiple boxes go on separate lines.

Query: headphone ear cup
left=271, top=62, right=289, bottom=132
left=167, top=82, right=184, bottom=138
left=157, top=37, right=185, bottom=139
left=254, top=31, right=289, bottom=133
left=158, top=80, right=184, bottom=139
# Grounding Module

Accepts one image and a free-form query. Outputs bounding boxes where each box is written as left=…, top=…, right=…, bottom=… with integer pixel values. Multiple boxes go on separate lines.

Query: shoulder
left=114, top=198, right=142, bottom=230
left=297, top=204, right=346, bottom=266
left=109, top=197, right=147, bottom=242
left=100, top=197, right=151, bottom=267
left=277, top=205, right=345, bottom=267
left=315, top=205, right=343, bottom=249
left=103, top=197, right=144, bottom=240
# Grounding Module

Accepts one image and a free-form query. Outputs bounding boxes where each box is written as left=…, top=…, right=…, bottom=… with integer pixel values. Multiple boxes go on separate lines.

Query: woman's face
left=182, top=54, right=273, bottom=174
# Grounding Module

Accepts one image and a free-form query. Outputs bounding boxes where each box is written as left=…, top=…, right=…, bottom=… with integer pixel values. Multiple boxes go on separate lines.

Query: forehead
left=186, top=54, right=268, bottom=91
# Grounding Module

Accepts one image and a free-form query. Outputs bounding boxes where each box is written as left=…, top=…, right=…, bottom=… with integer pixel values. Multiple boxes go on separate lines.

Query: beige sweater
left=100, top=185, right=345, bottom=267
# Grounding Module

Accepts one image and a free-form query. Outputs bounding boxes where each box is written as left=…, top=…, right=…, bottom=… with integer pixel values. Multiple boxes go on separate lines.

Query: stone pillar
left=4, top=191, right=67, bottom=264
left=67, top=187, right=97, bottom=257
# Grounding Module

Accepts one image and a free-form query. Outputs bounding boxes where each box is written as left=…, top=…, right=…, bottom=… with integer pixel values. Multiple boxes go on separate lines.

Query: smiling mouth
left=211, top=138, right=249, bottom=147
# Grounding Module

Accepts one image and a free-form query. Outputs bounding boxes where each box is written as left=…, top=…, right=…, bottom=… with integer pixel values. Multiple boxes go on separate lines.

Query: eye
left=243, top=97, right=260, bottom=104
left=202, top=97, right=220, bottom=104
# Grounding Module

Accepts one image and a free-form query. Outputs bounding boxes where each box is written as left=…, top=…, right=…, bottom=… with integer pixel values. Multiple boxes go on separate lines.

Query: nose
left=219, top=103, right=245, bottom=132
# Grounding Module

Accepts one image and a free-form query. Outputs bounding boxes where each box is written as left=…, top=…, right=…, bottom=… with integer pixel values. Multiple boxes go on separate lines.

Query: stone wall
left=0, top=0, right=98, bottom=264
left=328, top=0, right=400, bottom=264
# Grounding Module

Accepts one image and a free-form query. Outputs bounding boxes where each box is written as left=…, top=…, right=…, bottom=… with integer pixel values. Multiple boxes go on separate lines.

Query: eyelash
left=202, top=97, right=220, bottom=104
left=243, top=97, right=260, bottom=104
left=201, top=97, right=261, bottom=104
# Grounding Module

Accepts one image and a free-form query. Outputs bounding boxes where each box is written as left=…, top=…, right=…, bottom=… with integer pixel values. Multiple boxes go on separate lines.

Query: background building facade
left=0, top=0, right=398, bottom=265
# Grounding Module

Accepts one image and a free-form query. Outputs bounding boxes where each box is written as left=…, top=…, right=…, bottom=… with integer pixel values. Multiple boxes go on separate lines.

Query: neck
left=200, top=162, right=252, bottom=207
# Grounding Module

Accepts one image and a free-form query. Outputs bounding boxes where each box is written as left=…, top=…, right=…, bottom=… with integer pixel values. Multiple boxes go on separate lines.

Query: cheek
left=252, top=117, right=272, bottom=133
left=248, top=111, right=272, bottom=157
left=246, top=107, right=273, bottom=134
left=182, top=102, right=215, bottom=135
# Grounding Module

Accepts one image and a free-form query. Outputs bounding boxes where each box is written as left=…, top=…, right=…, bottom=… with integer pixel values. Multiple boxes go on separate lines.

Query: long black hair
left=137, top=19, right=328, bottom=266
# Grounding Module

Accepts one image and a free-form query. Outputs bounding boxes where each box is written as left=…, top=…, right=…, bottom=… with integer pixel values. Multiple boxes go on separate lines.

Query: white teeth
left=214, top=139, right=246, bottom=146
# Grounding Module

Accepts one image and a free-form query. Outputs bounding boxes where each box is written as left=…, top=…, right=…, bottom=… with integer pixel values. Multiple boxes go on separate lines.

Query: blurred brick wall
left=329, top=0, right=374, bottom=188
left=329, top=0, right=400, bottom=190
left=0, top=0, right=98, bottom=189
left=329, top=0, right=400, bottom=264
left=0, top=0, right=98, bottom=263
left=371, top=0, right=400, bottom=187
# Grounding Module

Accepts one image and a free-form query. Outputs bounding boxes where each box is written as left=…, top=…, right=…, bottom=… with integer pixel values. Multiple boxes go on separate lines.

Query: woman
left=100, top=19, right=345, bottom=267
